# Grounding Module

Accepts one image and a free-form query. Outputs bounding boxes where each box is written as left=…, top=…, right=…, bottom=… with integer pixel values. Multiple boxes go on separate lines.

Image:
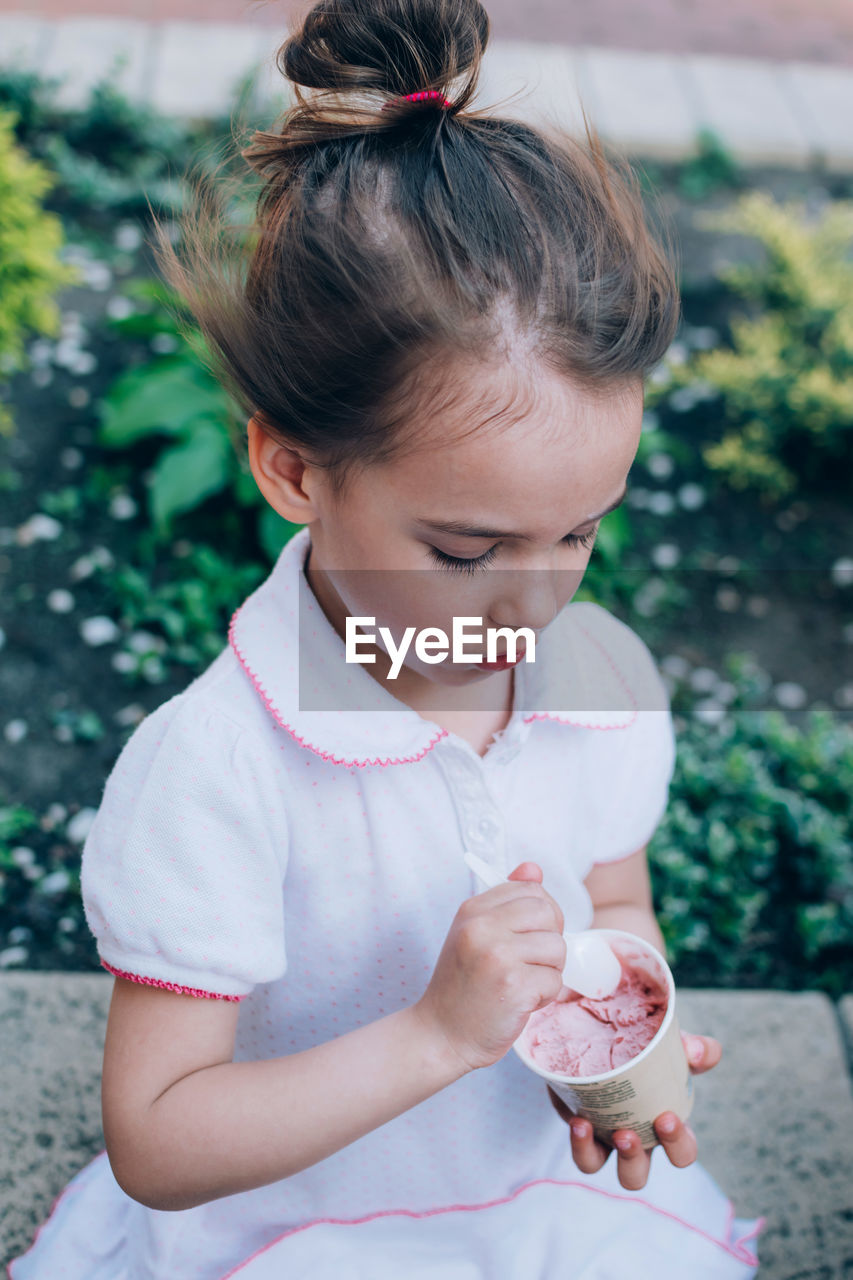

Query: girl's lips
left=475, top=649, right=526, bottom=671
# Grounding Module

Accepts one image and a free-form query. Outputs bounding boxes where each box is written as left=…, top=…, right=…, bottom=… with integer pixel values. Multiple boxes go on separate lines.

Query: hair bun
left=280, top=0, right=489, bottom=103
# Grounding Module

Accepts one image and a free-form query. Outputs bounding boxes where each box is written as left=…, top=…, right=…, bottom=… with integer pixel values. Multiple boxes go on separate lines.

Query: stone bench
left=2, top=975, right=852, bottom=1276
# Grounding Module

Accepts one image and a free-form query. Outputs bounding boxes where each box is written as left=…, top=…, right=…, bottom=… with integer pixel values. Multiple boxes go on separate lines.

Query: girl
left=8, top=1, right=766, bottom=1276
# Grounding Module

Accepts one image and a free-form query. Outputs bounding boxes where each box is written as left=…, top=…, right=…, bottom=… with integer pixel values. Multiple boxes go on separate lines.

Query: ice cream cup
left=512, top=928, right=694, bottom=1149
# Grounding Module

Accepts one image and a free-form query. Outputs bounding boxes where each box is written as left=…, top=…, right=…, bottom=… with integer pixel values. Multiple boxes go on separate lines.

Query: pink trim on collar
left=523, top=618, right=638, bottom=731
left=218, top=1176, right=765, bottom=1277
left=228, top=605, right=449, bottom=769
left=100, top=960, right=246, bottom=1002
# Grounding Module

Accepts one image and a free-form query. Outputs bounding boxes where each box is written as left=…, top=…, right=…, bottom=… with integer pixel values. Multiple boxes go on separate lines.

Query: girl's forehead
left=369, top=375, right=642, bottom=528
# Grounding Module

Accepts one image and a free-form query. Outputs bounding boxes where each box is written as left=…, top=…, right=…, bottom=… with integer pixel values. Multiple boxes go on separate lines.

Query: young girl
left=8, top=1, right=767, bottom=1275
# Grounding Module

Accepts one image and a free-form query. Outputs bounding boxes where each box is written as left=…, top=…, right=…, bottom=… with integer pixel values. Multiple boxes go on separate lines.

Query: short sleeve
left=81, top=697, right=288, bottom=1001
left=575, top=603, right=677, bottom=870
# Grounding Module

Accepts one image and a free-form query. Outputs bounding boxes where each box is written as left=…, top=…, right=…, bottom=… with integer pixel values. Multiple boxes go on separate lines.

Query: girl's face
left=250, top=362, right=644, bottom=700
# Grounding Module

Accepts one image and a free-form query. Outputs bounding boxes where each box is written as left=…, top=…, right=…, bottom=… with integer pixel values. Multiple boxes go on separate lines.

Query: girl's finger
left=681, top=1032, right=723, bottom=1074
left=568, top=1117, right=610, bottom=1174
left=611, top=1130, right=652, bottom=1190
left=654, top=1112, right=698, bottom=1167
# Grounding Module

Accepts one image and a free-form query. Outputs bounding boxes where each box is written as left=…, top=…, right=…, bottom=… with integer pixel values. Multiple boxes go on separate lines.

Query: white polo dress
left=7, top=524, right=766, bottom=1280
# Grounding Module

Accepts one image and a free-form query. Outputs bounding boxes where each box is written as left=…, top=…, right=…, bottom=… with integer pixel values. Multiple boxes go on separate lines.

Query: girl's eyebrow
left=418, top=483, right=630, bottom=540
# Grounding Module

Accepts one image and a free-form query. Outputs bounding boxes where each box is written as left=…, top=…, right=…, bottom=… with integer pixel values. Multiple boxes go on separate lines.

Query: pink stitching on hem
left=218, top=1176, right=764, bottom=1277
left=228, top=604, right=449, bottom=768
left=5, top=1145, right=765, bottom=1277
left=100, top=959, right=245, bottom=1002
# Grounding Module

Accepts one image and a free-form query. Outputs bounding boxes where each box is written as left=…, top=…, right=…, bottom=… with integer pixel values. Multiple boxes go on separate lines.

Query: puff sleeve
left=575, top=603, right=678, bottom=870
left=81, top=696, right=288, bottom=1000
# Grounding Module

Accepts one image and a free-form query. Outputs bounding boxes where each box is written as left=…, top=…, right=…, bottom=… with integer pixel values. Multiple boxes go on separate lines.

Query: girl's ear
left=247, top=415, right=322, bottom=525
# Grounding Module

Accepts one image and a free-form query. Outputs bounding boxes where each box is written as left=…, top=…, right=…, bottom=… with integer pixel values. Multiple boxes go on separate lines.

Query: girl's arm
left=102, top=976, right=469, bottom=1212
left=583, top=843, right=667, bottom=958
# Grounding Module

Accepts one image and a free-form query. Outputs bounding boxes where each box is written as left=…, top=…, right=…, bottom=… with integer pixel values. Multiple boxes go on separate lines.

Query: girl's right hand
left=415, top=861, right=569, bottom=1073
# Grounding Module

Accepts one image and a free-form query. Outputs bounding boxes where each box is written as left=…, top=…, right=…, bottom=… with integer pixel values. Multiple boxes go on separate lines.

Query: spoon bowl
left=463, top=849, right=622, bottom=1000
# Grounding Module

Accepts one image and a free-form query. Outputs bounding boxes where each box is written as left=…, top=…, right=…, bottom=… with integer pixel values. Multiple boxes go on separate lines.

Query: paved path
left=2, top=974, right=852, bottom=1277
left=2, top=0, right=853, bottom=67
left=1, top=12, right=853, bottom=168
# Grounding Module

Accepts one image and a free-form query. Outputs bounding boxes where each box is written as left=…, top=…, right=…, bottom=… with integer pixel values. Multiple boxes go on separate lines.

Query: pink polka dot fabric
left=7, top=526, right=764, bottom=1280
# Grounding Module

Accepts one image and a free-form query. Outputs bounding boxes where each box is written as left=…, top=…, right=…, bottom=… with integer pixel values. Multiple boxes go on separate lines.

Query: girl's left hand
left=546, top=1031, right=722, bottom=1191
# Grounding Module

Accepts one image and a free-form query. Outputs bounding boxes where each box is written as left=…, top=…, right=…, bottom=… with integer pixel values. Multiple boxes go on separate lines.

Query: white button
left=478, top=815, right=500, bottom=837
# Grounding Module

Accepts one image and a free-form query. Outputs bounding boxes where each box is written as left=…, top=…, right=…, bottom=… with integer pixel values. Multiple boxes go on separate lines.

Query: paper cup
left=513, top=929, right=694, bottom=1149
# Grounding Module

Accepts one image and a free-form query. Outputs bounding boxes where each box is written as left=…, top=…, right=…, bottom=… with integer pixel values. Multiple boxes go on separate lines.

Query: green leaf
left=147, top=419, right=232, bottom=534
left=97, top=359, right=231, bottom=446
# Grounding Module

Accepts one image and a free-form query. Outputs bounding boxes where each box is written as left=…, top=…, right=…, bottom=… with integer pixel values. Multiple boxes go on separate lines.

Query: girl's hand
left=415, top=861, right=569, bottom=1073
left=547, top=1032, right=722, bottom=1190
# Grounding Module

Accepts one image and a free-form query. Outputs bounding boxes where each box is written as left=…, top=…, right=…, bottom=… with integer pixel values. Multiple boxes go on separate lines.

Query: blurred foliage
left=675, top=127, right=743, bottom=201
left=98, top=276, right=301, bottom=562
left=0, top=105, right=79, bottom=434
left=0, top=65, right=268, bottom=221
left=651, top=655, right=853, bottom=997
left=648, top=191, right=853, bottom=502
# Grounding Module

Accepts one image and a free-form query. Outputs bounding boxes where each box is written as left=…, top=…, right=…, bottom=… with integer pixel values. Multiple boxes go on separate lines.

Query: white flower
left=661, top=654, right=690, bottom=680
left=114, top=703, right=147, bottom=727
left=17, top=513, right=62, bottom=544
left=831, top=558, right=853, bottom=588
left=4, top=720, right=28, bottom=744
left=10, top=846, right=35, bottom=866
left=773, top=682, right=807, bottom=709
left=833, top=684, right=853, bottom=709
left=715, top=586, right=741, bottom=612
left=114, top=222, right=144, bottom=252
left=60, top=447, right=84, bottom=469
left=68, top=387, right=90, bottom=409
left=47, top=589, right=75, bottom=613
left=106, top=295, right=135, bottom=321
left=646, top=452, right=674, bottom=480
left=80, top=616, right=121, bottom=646
left=677, top=483, right=706, bottom=510
left=39, top=869, right=72, bottom=895
left=28, top=339, right=54, bottom=367
left=66, top=808, right=97, bottom=844
left=111, top=651, right=136, bottom=673
left=109, top=493, right=138, bottom=521
left=693, top=698, right=726, bottom=726
left=666, top=341, right=689, bottom=365
left=647, top=491, right=676, bottom=517
left=689, top=667, right=719, bottom=693
left=128, top=630, right=166, bottom=654
left=0, top=947, right=29, bottom=968
left=652, top=543, right=680, bottom=569
left=70, top=351, right=97, bottom=376
left=150, top=333, right=179, bottom=355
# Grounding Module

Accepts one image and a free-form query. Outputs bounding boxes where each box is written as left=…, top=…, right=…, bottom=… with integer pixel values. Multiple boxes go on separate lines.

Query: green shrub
left=648, top=191, right=853, bottom=502
left=97, top=276, right=300, bottom=562
left=0, top=105, right=79, bottom=433
left=650, top=655, right=853, bottom=997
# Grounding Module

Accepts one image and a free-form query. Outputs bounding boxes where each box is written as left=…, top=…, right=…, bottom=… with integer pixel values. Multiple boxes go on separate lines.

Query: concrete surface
left=2, top=15, right=853, bottom=168
left=2, top=0, right=853, bottom=69
left=1, top=974, right=853, bottom=1276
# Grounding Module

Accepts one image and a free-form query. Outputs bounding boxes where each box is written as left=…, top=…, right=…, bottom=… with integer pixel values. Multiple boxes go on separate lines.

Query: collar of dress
left=228, top=526, right=640, bottom=769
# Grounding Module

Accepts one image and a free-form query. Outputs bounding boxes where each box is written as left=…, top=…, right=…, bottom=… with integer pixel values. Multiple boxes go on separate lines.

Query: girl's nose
left=489, top=568, right=563, bottom=635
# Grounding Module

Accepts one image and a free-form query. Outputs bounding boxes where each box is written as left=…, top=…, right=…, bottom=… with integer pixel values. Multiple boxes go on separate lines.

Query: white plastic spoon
left=463, top=848, right=623, bottom=1000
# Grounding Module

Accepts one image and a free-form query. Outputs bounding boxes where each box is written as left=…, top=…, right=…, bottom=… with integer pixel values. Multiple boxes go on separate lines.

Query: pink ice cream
left=524, top=947, right=668, bottom=1077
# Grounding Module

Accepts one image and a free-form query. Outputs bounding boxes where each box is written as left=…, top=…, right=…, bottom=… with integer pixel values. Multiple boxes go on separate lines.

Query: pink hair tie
left=381, top=89, right=453, bottom=111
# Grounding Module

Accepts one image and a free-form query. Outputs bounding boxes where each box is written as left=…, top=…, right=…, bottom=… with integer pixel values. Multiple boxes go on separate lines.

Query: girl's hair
left=150, top=0, right=681, bottom=500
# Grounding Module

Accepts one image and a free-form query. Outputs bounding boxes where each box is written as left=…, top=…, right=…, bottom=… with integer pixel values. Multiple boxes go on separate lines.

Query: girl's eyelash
left=427, top=528, right=599, bottom=575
